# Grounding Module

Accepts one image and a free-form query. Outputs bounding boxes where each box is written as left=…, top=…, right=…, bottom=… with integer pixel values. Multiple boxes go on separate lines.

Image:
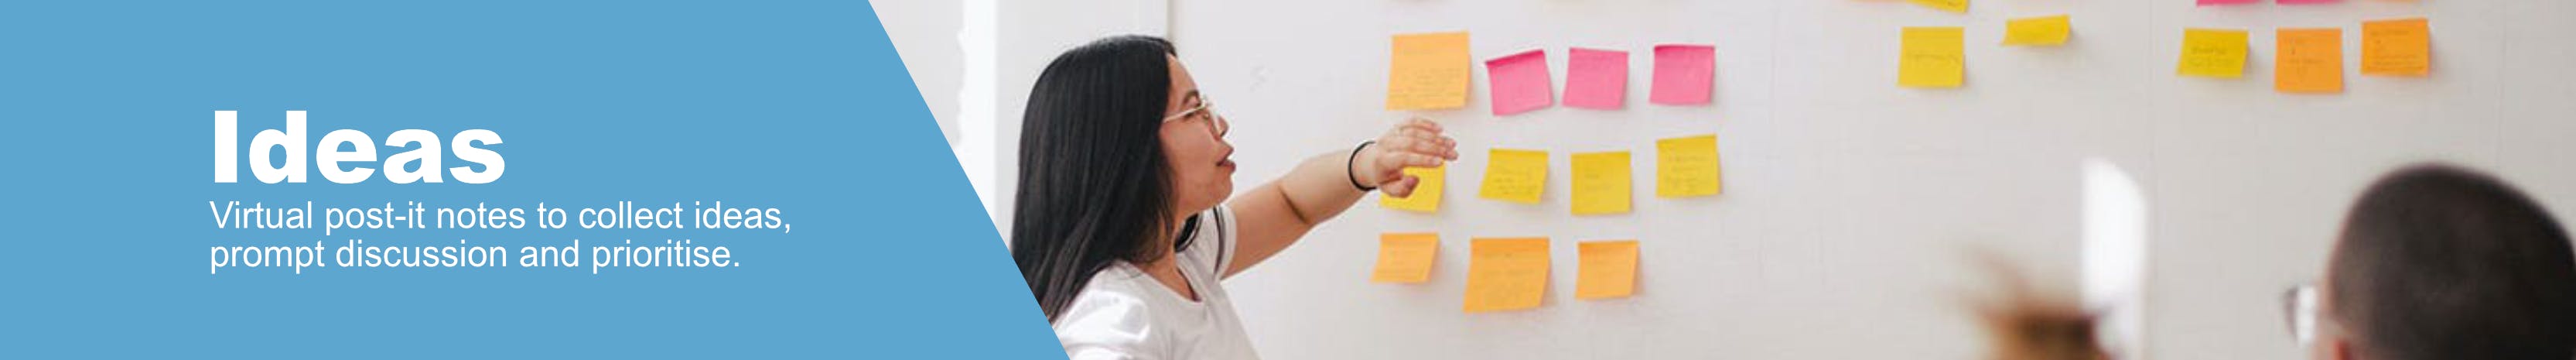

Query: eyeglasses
left=1161, top=97, right=1228, bottom=137
left=2283, top=282, right=2320, bottom=347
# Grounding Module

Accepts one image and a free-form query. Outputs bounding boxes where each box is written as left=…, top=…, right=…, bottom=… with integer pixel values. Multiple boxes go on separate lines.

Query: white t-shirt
left=1052, top=207, right=1261, bottom=360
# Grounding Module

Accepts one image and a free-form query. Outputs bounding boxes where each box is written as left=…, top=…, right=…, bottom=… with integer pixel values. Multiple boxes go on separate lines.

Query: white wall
left=883, top=0, right=2576, bottom=358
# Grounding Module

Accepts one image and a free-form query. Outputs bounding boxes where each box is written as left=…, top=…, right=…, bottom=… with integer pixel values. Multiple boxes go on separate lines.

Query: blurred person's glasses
left=1162, top=96, right=1228, bottom=137
left=2283, top=282, right=2320, bottom=348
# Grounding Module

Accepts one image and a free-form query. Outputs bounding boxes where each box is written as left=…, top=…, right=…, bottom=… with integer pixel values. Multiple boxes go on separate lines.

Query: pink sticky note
left=1485, top=50, right=1554, bottom=116
left=2197, top=0, right=2257, bottom=5
left=1563, top=48, right=1628, bottom=110
left=2278, top=0, right=2338, bottom=4
left=1649, top=44, right=1714, bottom=105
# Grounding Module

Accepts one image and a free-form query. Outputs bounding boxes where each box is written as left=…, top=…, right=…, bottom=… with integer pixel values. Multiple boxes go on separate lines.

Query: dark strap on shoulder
left=1211, top=210, right=1230, bottom=274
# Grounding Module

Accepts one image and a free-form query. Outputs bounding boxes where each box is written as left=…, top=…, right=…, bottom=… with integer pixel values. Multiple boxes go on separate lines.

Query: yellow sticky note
left=2276, top=28, right=2344, bottom=94
left=1900, top=27, right=1965, bottom=88
left=1908, top=0, right=1968, bottom=13
left=2003, top=15, right=2072, bottom=46
left=1464, top=238, right=1549, bottom=313
left=1379, top=166, right=1445, bottom=212
left=1571, top=151, right=1632, bottom=215
left=2361, top=18, right=2430, bottom=76
left=1655, top=135, right=1722, bottom=197
left=1372, top=233, right=1440, bottom=283
left=1478, top=149, right=1548, bottom=204
left=2178, top=29, right=2249, bottom=78
left=1577, top=240, right=1640, bottom=300
left=1386, top=32, right=1473, bottom=110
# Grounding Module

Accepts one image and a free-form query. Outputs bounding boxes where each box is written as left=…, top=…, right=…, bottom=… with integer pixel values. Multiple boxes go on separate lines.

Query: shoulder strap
left=1211, top=210, right=1230, bottom=274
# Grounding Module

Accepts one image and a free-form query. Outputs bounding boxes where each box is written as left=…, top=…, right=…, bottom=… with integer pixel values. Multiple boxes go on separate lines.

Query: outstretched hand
left=1353, top=117, right=1460, bottom=197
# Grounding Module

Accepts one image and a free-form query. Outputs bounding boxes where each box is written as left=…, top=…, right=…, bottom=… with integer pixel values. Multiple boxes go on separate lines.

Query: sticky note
left=1464, top=238, right=1549, bottom=313
left=1485, top=50, right=1554, bottom=116
left=1908, top=0, right=1967, bottom=13
left=1379, top=166, right=1445, bottom=212
left=1478, top=149, right=1548, bottom=204
left=2003, top=15, right=2072, bottom=46
left=2280, top=0, right=2339, bottom=4
left=1577, top=240, right=1639, bottom=300
left=2276, top=28, right=2344, bottom=94
left=2177, top=29, right=2249, bottom=78
left=1385, top=32, right=1473, bottom=110
left=2362, top=18, right=2431, bottom=76
left=1900, top=27, right=1965, bottom=88
left=1649, top=44, right=1715, bottom=105
left=1571, top=151, right=1633, bottom=215
left=1655, top=135, right=1722, bottom=197
left=2197, top=0, right=2256, bottom=5
left=1372, top=233, right=1440, bottom=283
left=1564, top=48, right=1628, bottom=110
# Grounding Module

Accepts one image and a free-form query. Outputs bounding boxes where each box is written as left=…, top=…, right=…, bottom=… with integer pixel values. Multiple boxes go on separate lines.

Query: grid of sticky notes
left=1868, top=0, right=2431, bottom=93
left=1466, top=134, right=1721, bottom=213
left=1372, top=235, right=1643, bottom=312
left=1385, top=32, right=1717, bottom=117
left=2172, top=16, right=2431, bottom=92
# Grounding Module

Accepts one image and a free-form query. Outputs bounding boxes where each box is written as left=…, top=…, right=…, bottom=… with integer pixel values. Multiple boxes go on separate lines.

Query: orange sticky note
left=2361, top=18, right=2430, bottom=76
left=1478, top=149, right=1548, bottom=204
left=2276, top=28, right=2344, bottom=94
left=1908, top=0, right=1968, bottom=13
left=1464, top=238, right=1549, bottom=313
left=1900, top=27, right=1965, bottom=88
left=1385, top=32, right=1472, bottom=110
left=1379, top=166, right=1445, bottom=212
left=1570, top=151, right=1632, bottom=215
left=1372, top=233, right=1440, bottom=283
left=1577, top=240, right=1639, bottom=300
left=1655, top=134, right=1722, bottom=197
left=2178, top=29, right=2249, bottom=78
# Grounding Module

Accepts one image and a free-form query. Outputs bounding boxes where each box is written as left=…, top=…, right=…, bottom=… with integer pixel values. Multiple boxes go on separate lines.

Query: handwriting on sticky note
left=2178, top=29, right=2249, bottom=78
left=1372, top=233, right=1440, bottom=283
left=2277, top=28, right=2344, bottom=94
left=1908, top=0, right=1966, bottom=13
left=1479, top=149, right=1548, bottom=204
left=1900, top=27, right=1965, bottom=88
left=2362, top=18, right=2430, bottom=76
left=1649, top=44, right=1714, bottom=105
left=1577, top=240, right=1639, bottom=300
left=1385, top=32, right=1471, bottom=110
left=1655, top=135, right=1722, bottom=197
left=1485, top=50, right=1554, bottom=116
left=2003, top=15, right=2071, bottom=46
left=1380, top=166, right=1445, bottom=212
left=1571, top=151, right=1632, bottom=215
left=1464, top=238, right=1549, bottom=313
left=1563, top=48, right=1628, bottom=110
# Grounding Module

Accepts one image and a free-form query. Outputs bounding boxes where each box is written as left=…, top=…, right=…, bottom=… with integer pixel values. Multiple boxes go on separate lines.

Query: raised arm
left=1222, top=118, right=1457, bottom=277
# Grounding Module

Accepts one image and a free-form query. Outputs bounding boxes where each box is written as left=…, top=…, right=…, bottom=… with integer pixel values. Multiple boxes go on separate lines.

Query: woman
left=1010, top=35, right=1457, bottom=359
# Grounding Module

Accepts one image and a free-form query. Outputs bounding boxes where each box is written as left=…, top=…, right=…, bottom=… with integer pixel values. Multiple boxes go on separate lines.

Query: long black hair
left=1010, top=35, right=1193, bottom=323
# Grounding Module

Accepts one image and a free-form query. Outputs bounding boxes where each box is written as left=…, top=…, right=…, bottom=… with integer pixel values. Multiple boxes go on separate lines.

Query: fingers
left=1379, top=175, right=1422, bottom=197
left=1375, top=151, right=1446, bottom=176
